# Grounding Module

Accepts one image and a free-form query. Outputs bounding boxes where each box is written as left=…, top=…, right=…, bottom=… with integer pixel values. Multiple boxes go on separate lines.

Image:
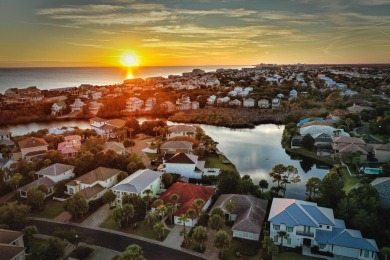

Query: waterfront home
left=160, top=101, right=176, bottom=112
left=51, top=101, right=67, bottom=115
left=91, top=91, right=102, bottom=100
left=90, top=117, right=125, bottom=139
left=229, top=99, right=241, bottom=107
left=153, top=182, right=215, bottom=227
left=160, top=141, right=193, bottom=154
left=0, top=130, right=14, bottom=146
left=103, top=141, right=129, bottom=155
left=372, top=144, right=390, bottom=162
left=168, top=125, right=196, bottom=138
left=371, top=177, right=390, bottom=208
left=258, top=99, right=270, bottom=108
left=57, top=135, right=81, bottom=158
left=176, top=94, right=198, bottom=110
left=124, top=97, right=144, bottom=112
left=216, top=97, right=230, bottom=105
left=271, top=98, right=281, bottom=109
left=268, top=198, right=378, bottom=260
left=0, top=229, right=26, bottom=260
left=347, top=104, right=374, bottom=114
left=332, top=136, right=369, bottom=161
left=144, top=97, right=157, bottom=111
left=300, top=125, right=349, bottom=138
left=111, top=169, right=163, bottom=205
left=212, top=194, right=268, bottom=241
left=89, top=101, right=103, bottom=115
left=70, top=98, right=85, bottom=112
left=66, top=167, right=122, bottom=201
left=161, top=153, right=205, bottom=179
left=243, top=98, right=255, bottom=107
left=18, top=137, right=48, bottom=160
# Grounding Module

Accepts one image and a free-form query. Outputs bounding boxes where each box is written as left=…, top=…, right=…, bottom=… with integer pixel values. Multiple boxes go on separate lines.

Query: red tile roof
left=156, top=183, right=215, bottom=218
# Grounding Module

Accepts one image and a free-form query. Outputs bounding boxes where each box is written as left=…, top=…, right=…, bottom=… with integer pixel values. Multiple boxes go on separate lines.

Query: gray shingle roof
left=36, top=163, right=74, bottom=177
left=17, top=177, right=55, bottom=192
left=371, top=177, right=390, bottom=199
left=111, top=169, right=162, bottom=194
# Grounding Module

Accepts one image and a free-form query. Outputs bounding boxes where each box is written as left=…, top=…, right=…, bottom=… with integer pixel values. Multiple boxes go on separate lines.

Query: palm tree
left=119, top=244, right=144, bottom=260
left=225, top=199, right=236, bottom=222
left=145, top=211, right=157, bottom=226
left=276, top=231, right=289, bottom=250
left=381, top=247, right=390, bottom=260
left=153, top=221, right=165, bottom=238
left=170, top=193, right=180, bottom=210
left=192, top=226, right=208, bottom=251
left=153, top=198, right=164, bottom=208
left=259, top=179, right=269, bottom=192
left=165, top=203, right=175, bottom=225
left=194, top=198, right=205, bottom=215
left=214, top=230, right=230, bottom=258
left=178, top=213, right=189, bottom=238
left=186, top=208, right=197, bottom=227
left=142, top=189, right=153, bottom=214
left=128, top=128, right=134, bottom=139
left=123, top=204, right=135, bottom=227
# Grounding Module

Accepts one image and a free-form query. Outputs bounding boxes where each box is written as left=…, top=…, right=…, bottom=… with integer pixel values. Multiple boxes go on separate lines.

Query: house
left=18, top=137, right=48, bottom=160
left=144, top=97, right=157, bottom=111
left=291, top=135, right=303, bottom=149
left=160, top=101, right=176, bottom=112
left=300, top=125, right=349, bottom=138
left=216, top=97, right=230, bottom=105
left=162, top=153, right=205, bottom=179
left=153, top=182, right=215, bottom=226
left=91, top=91, right=102, bottom=100
left=289, top=89, right=298, bottom=98
left=111, top=169, right=163, bottom=205
left=0, top=159, right=17, bottom=182
left=371, top=177, right=390, bottom=208
left=57, top=135, right=81, bottom=157
left=160, top=141, right=193, bottom=154
left=176, top=95, right=197, bottom=110
left=17, top=177, right=55, bottom=199
left=229, top=99, right=241, bottom=107
left=51, top=101, right=67, bottom=115
left=207, top=95, right=217, bottom=105
left=347, top=104, right=374, bottom=114
left=372, top=144, right=390, bottom=162
left=243, top=98, right=255, bottom=107
left=258, top=99, right=270, bottom=108
left=103, top=142, right=129, bottom=155
left=89, top=101, right=103, bottom=115
left=168, top=125, right=196, bottom=138
left=212, top=194, right=268, bottom=241
left=271, top=98, right=281, bottom=109
left=332, top=136, right=370, bottom=161
left=0, top=130, right=14, bottom=146
left=90, top=117, right=125, bottom=139
left=124, top=97, right=144, bottom=112
left=0, top=229, right=26, bottom=260
left=268, top=198, right=378, bottom=260
left=70, top=98, right=85, bottom=112
left=66, top=167, right=122, bottom=201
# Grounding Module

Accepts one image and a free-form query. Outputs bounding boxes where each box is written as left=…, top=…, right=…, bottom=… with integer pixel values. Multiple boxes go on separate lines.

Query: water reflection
left=201, top=124, right=330, bottom=199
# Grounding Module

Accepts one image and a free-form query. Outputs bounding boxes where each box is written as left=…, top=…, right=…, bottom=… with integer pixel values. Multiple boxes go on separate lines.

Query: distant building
left=124, top=97, right=144, bottom=112
left=70, top=98, right=85, bottom=112
left=243, top=98, right=255, bottom=107
left=0, top=229, right=26, bottom=260
left=271, top=98, right=281, bottom=109
left=51, top=101, right=67, bottom=115
left=144, top=97, right=157, bottom=111
left=0, top=130, right=14, bottom=146
left=258, top=99, right=270, bottom=108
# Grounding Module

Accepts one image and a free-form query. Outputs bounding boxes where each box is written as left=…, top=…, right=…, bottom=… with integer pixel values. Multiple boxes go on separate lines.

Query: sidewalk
left=162, top=224, right=184, bottom=250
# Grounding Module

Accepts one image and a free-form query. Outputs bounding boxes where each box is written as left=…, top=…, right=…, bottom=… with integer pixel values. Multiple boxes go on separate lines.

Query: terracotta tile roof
left=18, top=137, right=48, bottom=149
left=72, top=167, right=121, bottom=185
left=0, top=229, right=23, bottom=244
left=80, top=184, right=105, bottom=200
left=168, top=125, right=196, bottom=133
left=161, top=141, right=193, bottom=150
left=165, top=153, right=198, bottom=164
left=156, top=182, right=215, bottom=217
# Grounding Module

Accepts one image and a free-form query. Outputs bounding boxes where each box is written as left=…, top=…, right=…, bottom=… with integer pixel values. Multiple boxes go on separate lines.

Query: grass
left=339, top=166, right=360, bottom=193
left=205, top=154, right=237, bottom=172
left=100, top=215, right=169, bottom=241
left=274, top=252, right=318, bottom=260
left=29, top=199, right=64, bottom=219
left=224, top=238, right=262, bottom=260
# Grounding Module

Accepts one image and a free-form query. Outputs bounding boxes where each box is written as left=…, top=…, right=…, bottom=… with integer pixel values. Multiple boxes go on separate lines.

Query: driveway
left=162, top=225, right=184, bottom=250
left=28, top=219, right=204, bottom=260
left=80, top=204, right=111, bottom=227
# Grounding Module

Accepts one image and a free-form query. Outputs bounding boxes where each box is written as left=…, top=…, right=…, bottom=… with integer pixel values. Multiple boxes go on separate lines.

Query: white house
left=0, top=130, right=14, bottom=146
left=168, top=125, right=196, bottom=138
left=229, top=99, right=241, bottom=107
left=258, top=99, right=270, bottom=108
left=66, top=167, right=122, bottom=201
left=89, top=101, right=103, bottom=115
left=111, top=169, right=163, bottom=205
left=51, top=101, right=67, bottom=115
left=268, top=198, right=378, bottom=260
left=153, top=182, right=215, bottom=227
left=124, top=97, right=144, bottom=112
left=243, top=98, right=255, bottom=107
left=0, top=229, right=26, bottom=260
left=144, top=97, right=157, bottom=111
left=212, top=194, right=268, bottom=241
left=372, top=144, right=390, bottom=162
left=272, top=98, right=281, bottom=109
left=160, top=101, right=176, bottom=112
left=162, top=153, right=205, bottom=179
left=70, top=98, right=85, bottom=112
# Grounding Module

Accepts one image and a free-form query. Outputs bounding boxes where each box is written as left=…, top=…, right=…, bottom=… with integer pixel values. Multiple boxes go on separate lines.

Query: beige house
left=160, top=141, right=193, bottom=154
left=18, top=137, right=48, bottom=160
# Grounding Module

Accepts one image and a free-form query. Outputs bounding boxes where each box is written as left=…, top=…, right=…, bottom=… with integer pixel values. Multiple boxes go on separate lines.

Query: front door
left=303, top=238, right=311, bottom=247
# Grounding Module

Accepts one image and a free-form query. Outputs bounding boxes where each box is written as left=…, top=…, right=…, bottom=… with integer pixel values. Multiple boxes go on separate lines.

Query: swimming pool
left=360, top=167, right=383, bottom=175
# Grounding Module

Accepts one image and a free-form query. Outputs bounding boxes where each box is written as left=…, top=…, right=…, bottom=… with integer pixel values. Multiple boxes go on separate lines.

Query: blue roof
left=299, top=118, right=312, bottom=124
left=286, top=204, right=318, bottom=227
left=269, top=210, right=298, bottom=227
left=301, top=205, right=334, bottom=226
left=316, top=228, right=378, bottom=252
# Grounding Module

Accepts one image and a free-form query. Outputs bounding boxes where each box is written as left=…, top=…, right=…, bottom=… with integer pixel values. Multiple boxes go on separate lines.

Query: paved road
left=28, top=219, right=204, bottom=260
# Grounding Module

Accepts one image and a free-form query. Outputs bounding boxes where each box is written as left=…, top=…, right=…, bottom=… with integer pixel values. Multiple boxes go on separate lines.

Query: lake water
left=1, top=121, right=330, bottom=199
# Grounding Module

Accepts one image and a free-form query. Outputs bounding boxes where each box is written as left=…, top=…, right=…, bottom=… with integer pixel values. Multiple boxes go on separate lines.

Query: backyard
left=29, top=199, right=64, bottom=219
left=205, top=154, right=237, bottom=172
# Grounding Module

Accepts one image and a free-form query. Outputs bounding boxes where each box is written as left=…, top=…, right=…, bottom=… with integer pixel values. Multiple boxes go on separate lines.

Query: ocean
left=0, top=65, right=251, bottom=93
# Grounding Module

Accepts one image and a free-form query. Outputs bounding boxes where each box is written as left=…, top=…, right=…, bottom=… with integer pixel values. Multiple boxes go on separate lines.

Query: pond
left=1, top=120, right=331, bottom=199
left=201, top=124, right=331, bottom=199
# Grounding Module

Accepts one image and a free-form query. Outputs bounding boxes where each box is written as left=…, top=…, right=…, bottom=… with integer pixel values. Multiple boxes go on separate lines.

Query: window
left=364, top=250, right=369, bottom=258
left=319, top=244, right=326, bottom=249
left=287, top=227, right=293, bottom=233
left=319, top=225, right=322, bottom=228
left=287, top=238, right=291, bottom=245
left=273, top=236, right=278, bottom=243
left=273, top=224, right=280, bottom=231
left=327, top=226, right=330, bottom=229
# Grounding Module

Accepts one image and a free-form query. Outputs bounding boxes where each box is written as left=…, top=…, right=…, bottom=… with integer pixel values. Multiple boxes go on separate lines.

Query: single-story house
left=103, top=142, right=130, bottom=155
left=168, top=125, right=196, bottom=138
left=17, top=177, right=55, bottom=199
left=212, top=194, right=268, bottom=241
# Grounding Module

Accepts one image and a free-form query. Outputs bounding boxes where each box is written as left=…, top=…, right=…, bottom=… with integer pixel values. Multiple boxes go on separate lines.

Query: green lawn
left=100, top=215, right=169, bottom=241
left=205, top=154, right=237, bottom=172
left=29, top=199, right=64, bottom=219
left=223, top=238, right=262, bottom=260
left=339, top=166, right=360, bottom=193
left=274, top=252, right=318, bottom=260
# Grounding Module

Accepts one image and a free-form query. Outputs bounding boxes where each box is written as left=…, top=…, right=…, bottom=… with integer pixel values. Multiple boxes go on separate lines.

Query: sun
left=121, top=54, right=139, bottom=67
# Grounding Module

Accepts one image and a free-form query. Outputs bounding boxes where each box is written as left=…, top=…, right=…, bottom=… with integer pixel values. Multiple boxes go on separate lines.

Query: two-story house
left=124, top=97, right=144, bottom=112
left=70, top=98, right=85, bottom=112
left=18, top=137, right=48, bottom=161
left=57, top=135, right=81, bottom=158
left=111, top=169, right=163, bottom=205
left=66, top=167, right=122, bottom=201
left=144, top=97, right=157, bottom=111
left=51, top=101, right=67, bottom=115
left=268, top=198, right=378, bottom=260
left=0, top=130, right=14, bottom=146
left=161, top=153, right=205, bottom=179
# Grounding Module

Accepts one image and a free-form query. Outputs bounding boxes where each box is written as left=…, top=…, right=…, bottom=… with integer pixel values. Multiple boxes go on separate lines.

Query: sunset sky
left=0, top=0, right=389, bottom=67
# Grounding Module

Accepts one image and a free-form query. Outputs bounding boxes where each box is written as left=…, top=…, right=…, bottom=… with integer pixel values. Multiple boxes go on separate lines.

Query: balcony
left=296, top=231, right=314, bottom=237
